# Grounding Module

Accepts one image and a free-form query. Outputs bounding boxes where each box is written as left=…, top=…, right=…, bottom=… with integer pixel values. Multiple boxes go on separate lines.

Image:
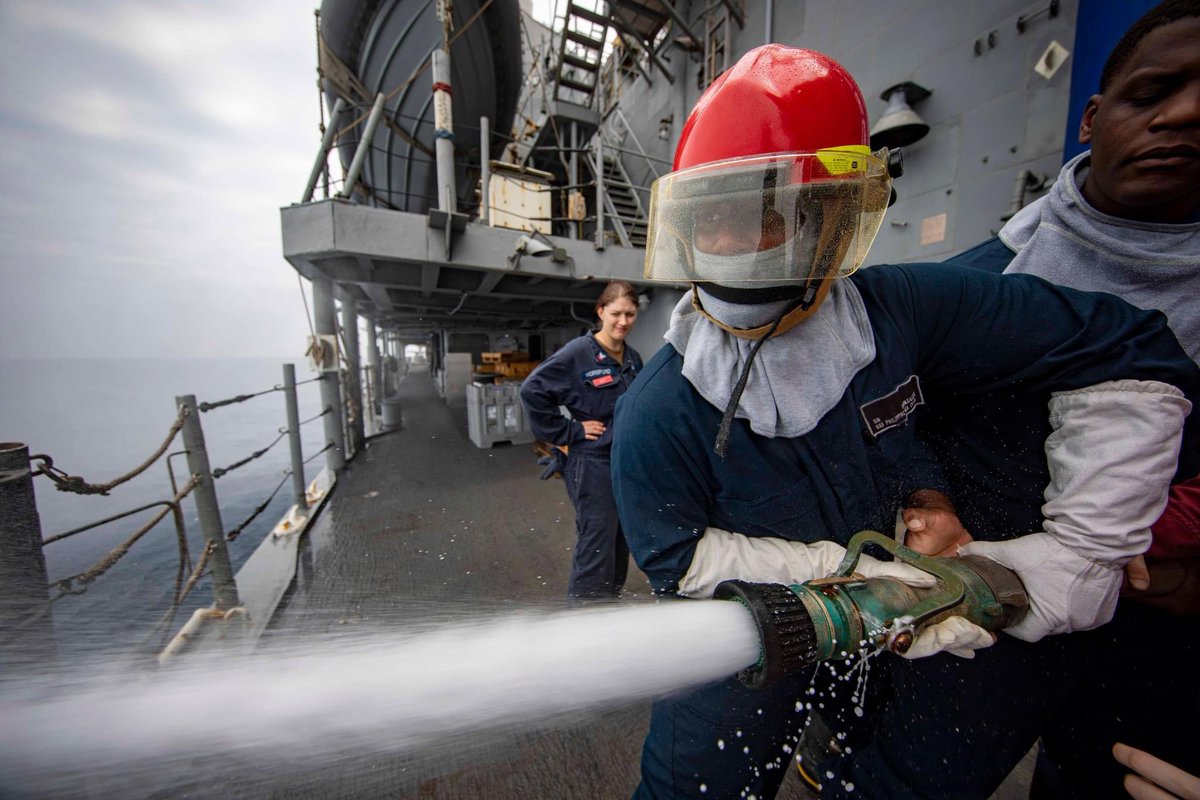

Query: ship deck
left=233, top=369, right=823, bottom=799
left=227, top=370, right=1027, bottom=799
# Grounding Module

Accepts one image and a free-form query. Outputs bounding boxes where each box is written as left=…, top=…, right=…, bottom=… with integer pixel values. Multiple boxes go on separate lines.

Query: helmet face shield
left=644, top=148, right=891, bottom=284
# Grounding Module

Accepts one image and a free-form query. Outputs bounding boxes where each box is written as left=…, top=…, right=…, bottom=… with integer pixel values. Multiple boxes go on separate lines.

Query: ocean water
left=0, top=357, right=329, bottom=662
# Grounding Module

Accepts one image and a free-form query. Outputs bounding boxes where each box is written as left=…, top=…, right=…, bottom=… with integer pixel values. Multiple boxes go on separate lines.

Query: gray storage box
left=466, top=381, right=534, bottom=448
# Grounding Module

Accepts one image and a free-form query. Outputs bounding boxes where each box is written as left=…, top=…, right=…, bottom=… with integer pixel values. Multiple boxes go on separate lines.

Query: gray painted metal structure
left=311, top=275, right=347, bottom=473
left=175, top=396, right=240, bottom=611
left=285, top=0, right=1083, bottom=375
left=317, top=0, right=523, bottom=215
left=282, top=364, right=309, bottom=511
left=0, top=442, right=56, bottom=670
left=593, top=0, right=1079, bottom=266
left=340, top=295, right=365, bottom=454
left=281, top=199, right=647, bottom=337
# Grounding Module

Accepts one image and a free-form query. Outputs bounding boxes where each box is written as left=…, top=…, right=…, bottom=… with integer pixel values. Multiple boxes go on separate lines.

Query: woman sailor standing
left=521, top=281, right=643, bottom=599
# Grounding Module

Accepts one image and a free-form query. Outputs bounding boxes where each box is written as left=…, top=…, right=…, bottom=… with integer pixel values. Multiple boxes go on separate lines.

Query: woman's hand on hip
left=581, top=420, right=606, bottom=440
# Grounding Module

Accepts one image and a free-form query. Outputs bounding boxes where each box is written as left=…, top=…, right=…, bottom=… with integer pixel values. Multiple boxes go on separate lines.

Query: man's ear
left=1079, top=94, right=1102, bottom=145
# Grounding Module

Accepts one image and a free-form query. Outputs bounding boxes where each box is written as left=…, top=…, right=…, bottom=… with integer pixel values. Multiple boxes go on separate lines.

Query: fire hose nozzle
left=715, top=531, right=1029, bottom=687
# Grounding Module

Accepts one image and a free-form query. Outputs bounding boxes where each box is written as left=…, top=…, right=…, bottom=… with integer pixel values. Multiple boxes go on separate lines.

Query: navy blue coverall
left=611, top=262, right=1200, bottom=799
left=521, top=332, right=643, bottom=598
left=942, top=237, right=1200, bottom=800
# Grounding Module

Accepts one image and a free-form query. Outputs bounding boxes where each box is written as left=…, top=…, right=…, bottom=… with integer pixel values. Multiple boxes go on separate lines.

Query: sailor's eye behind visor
left=692, top=202, right=789, bottom=255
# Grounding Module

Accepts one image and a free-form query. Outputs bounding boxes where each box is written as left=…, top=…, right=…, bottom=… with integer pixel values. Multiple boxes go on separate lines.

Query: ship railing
left=298, top=82, right=660, bottom=250
left=0, top=365, right=337, bottom=669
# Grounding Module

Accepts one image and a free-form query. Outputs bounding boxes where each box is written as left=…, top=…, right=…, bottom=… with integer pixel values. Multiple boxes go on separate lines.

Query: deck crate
left=482, top=351, right=531, bottom=364
left=497, top=361, right=538, bottom=379
left=466, top=381, right=534, bottom=448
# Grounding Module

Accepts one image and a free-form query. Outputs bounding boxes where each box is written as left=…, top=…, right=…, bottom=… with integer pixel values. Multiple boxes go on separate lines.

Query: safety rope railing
left=2, top=363, right=337, bottom=660
left=177, top=540, right=217, bottom=605
left=42, top=500, right=182, bottom=547
left=48, top=476, right=201, bottom=601
left=224, top=471, right=292, bottom=542
left=199, top=385, right=282, bottom=412
left=298, top=406, right=333, bottom=427
left=212, top=429, right=288, bottom=479
left=29, top=406, right=188, bottom=496
left=197, top=375, right=321, bottom=413
left=303, top=442, right=335, bottom=465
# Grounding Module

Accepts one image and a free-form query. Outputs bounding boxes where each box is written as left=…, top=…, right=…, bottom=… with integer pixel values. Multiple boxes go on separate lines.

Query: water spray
left=0, top=532, right=1027, bottom=795
left=715, top=531, right=1029, bottom=687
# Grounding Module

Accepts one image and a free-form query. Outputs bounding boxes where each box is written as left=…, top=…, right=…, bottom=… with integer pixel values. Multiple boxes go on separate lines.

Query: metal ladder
left=587, top=136, right=649, bottom=248
left=553, top=1, right=611, bottom=108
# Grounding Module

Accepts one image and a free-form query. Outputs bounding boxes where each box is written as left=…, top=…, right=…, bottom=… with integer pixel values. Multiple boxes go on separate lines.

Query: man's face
left=692, top=198, right=788, bottom=256
left=1079, top=17, right=1200, bottom=223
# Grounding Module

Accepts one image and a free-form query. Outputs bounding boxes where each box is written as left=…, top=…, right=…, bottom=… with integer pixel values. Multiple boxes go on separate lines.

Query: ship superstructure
left=0, top=1, right=1160, bottom=796
left=281, top=0, right=1137, bottom=428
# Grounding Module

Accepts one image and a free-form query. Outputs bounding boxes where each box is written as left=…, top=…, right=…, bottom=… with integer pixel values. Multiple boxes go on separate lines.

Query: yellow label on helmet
left=815, top=145, right=872, bottom=175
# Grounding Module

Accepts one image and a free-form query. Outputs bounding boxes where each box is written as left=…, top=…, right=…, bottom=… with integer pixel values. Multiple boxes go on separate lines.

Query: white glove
left=960, top=532, right=1122, bottom=641
left=959, top=380, right=1190, bottom=642
left=676, top=527, right=936, bottom=599
left=902, top=616, right=996, bottom=660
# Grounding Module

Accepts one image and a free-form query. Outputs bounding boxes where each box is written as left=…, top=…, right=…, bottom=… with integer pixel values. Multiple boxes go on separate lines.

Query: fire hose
left=715, top=530, right=1029, bottom=687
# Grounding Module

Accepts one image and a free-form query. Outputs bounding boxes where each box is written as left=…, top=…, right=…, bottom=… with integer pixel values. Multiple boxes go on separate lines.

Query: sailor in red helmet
left=611, top=45, right=1200, bottom=799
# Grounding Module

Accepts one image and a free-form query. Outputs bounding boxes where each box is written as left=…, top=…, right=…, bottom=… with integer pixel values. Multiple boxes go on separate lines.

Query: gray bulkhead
left=283, top=0, right=1090, bottom=383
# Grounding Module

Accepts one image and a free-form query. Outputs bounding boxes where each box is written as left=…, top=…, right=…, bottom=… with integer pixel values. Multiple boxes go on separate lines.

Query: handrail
left=224, top=471, right=292, bottom=542
left=48, top=476, right=200, bottom=598
left=299, top=406, right=333, bottom=427
left=199, top=386, right=282, bottom=412
left=3, top=361, right=337, bottom=662
left=29, top=406, right=188, bottom=496
left=615, top=107, right=662, bottom=179
left=212, top=430, right=288, bottom=479
left=600, top=142, right=672, bottom=167
left=42, top=501, right=180, bottom=546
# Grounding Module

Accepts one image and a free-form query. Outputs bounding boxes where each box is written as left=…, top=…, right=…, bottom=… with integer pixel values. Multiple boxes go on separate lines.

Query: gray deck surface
left=228, top=371, right=817, bottom=800
left=205, top=371, right=1030, bottom=800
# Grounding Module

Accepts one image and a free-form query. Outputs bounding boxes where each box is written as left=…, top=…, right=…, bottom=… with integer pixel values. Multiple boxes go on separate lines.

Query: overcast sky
left=0, top=1, right=570, bottom=361
left=0, top=1, right=322, bottom=359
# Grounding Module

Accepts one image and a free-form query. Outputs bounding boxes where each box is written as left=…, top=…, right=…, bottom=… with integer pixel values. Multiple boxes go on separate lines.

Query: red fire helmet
left=644, top=46, right=893, bottom=287
left=673, top=45, right=870, bottom=171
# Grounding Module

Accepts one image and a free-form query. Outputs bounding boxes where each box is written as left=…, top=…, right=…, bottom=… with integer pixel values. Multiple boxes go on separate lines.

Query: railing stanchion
left=595, top=137, right=606, bottom=250
left=341, top=299, right=365, bottom=455
left=282, top=365, right=308, bottom=510
left=480, top=116, right=491, bottom=225
left=367, top=314, right=382, bottom=413
left=0, top=442, right=57, bottom=670
left=312, top=275, right=347, bottom=473
left=176, top=395, right=240, bottom=611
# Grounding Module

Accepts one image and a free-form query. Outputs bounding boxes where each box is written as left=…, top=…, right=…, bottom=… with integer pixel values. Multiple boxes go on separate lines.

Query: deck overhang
left=281, top=199, right=650, bottom=335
